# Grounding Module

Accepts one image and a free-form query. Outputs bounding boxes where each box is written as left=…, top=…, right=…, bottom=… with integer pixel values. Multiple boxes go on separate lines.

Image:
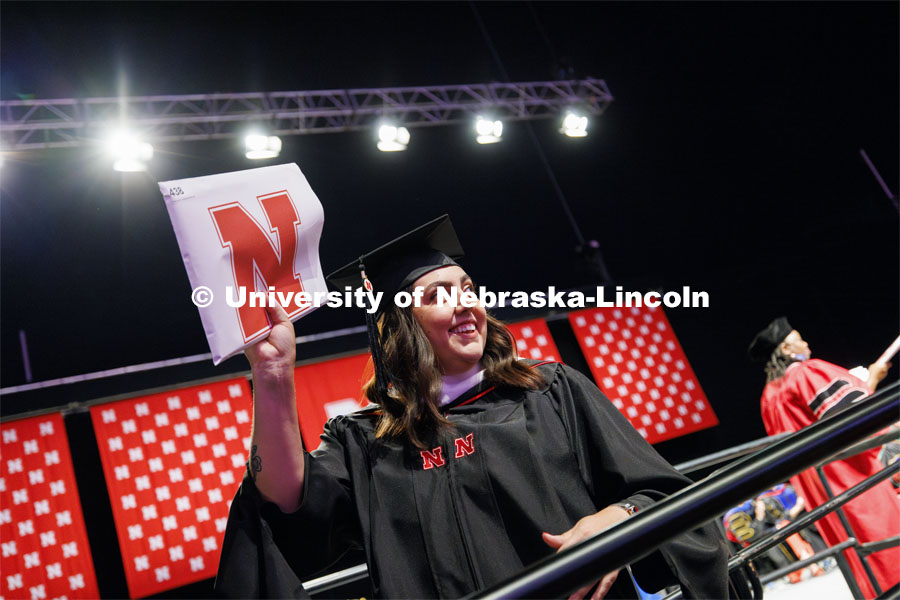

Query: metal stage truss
left=0, top=78, right=613, bottom=150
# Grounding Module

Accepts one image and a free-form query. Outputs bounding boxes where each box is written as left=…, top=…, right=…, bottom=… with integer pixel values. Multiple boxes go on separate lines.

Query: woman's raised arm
left=245, top=303, right=306, bottom=512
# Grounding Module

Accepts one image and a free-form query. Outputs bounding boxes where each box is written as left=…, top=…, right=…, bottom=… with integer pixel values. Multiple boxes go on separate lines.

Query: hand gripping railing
left=466, top=381, right=899, bottom=599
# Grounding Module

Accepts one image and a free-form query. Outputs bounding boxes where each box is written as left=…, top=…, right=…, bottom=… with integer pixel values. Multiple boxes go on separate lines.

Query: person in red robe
left=749, top=317, right=898, bottom=598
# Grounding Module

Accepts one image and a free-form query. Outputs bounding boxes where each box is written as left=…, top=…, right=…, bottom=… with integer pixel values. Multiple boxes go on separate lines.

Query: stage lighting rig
left=475, top=116, right=503, bottom=144
left=106, top=130, right=154, bottom=172
left=377, top=124, right=410, bottom=152
left=561, top=111, right=589, bottom=138
left=244, top=134, right=282, bottom=159
left=2, top=79, right=613, bottom=150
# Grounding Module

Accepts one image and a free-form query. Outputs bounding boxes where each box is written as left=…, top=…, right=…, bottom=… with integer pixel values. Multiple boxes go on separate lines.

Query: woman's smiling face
left=410, top=265, right=487, bottom=375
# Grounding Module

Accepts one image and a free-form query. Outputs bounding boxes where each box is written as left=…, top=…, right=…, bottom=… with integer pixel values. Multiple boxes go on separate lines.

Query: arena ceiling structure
left=1, top=1, right=898, bottom=457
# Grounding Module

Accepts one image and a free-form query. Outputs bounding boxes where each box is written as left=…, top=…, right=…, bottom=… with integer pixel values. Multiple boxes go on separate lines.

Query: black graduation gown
left=215, top=362, right=728, bottom=598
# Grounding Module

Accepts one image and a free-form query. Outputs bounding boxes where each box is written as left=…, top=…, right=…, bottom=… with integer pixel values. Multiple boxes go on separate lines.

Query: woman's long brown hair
left=362, top=305, right=545, bottom=449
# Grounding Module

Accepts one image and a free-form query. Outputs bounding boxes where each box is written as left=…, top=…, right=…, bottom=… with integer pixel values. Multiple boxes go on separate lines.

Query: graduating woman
left=216, top=215, right=728, bottom=599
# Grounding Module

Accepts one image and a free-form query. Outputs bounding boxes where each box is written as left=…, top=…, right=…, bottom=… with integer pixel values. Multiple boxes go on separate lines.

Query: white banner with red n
left=160, top=163, right=327, bottom=363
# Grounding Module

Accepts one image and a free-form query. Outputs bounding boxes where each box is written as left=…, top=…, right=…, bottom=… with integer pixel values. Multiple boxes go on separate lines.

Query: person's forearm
left=249, top=369, right=306, bottom=513
left=867, top=374, right=881, bottom=391
left=866, top=362, right=891, bottom=391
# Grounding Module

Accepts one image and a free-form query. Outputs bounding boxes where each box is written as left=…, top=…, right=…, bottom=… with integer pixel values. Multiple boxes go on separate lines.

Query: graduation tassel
left=360, top=261, right=392, bottom=400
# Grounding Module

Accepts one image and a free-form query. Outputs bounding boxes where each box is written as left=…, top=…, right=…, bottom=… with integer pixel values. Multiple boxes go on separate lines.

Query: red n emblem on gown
left=420, top=447, right=445, bottom=470
left=209, top=191, right=306, bottom=342
left=454, top=433, right=475, bottom=458
left=420, top=435, right=476, bottom=469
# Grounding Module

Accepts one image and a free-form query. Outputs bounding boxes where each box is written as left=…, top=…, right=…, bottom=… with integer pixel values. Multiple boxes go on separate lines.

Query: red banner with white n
left=1, top=413, right=100, bottom=599
left=293, top=353, right=372, bottom=452
left=506, top=318, right=561, bottom=363
left=89, top=378, right=252, bottom=597
left=568, top=306, right=718, bottom=444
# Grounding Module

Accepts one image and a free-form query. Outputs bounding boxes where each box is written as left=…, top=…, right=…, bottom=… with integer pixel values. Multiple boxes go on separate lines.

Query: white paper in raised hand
left=160, top=163, right=327, bottom=364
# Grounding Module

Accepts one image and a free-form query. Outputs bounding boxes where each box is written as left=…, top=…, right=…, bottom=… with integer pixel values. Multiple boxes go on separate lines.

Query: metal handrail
left=861, top=536, right=900, bottom=556
left=673, top=432, right=790, bottom=475
left=823, top=427, right=899, bottom=465
left=658, top=459, right=900, bottom=599
left=730, top=462, right=898, bottom=569
left=759, top=539, right=857, bottom=585
left=467, top=381, right=899, bottom=599
left=715, top=423, right=899, bottom=598
left=673, top=426, right=898, bottom=476
left=303, top=563, right=369, bottom=595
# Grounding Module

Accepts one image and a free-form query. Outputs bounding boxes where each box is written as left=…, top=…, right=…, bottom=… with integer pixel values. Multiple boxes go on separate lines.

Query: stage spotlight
left=475, top=116, right=503, bottom=144
left=377, top=124, right=410, bottom=152
left=107, top=130, right=154, bottom=172
left=561, top=111, right=589, bottom=138
left=245, top=134, right=282, bottom=159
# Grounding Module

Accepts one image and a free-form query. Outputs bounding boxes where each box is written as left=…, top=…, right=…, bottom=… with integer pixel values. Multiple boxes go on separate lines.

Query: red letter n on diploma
left=209, top=191, right=306, bottom=342
left=454, top=433, right=475, bottom=458
left=420, top=447, right=445, bottom=470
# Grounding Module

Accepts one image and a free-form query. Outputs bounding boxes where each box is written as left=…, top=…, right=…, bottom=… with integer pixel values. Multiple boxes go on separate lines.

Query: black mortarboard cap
left=326, top=214, right=464, bottom=306
left=748, top=316, right=793, bottom=362
left=325, top=214, right=465, bottom=400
